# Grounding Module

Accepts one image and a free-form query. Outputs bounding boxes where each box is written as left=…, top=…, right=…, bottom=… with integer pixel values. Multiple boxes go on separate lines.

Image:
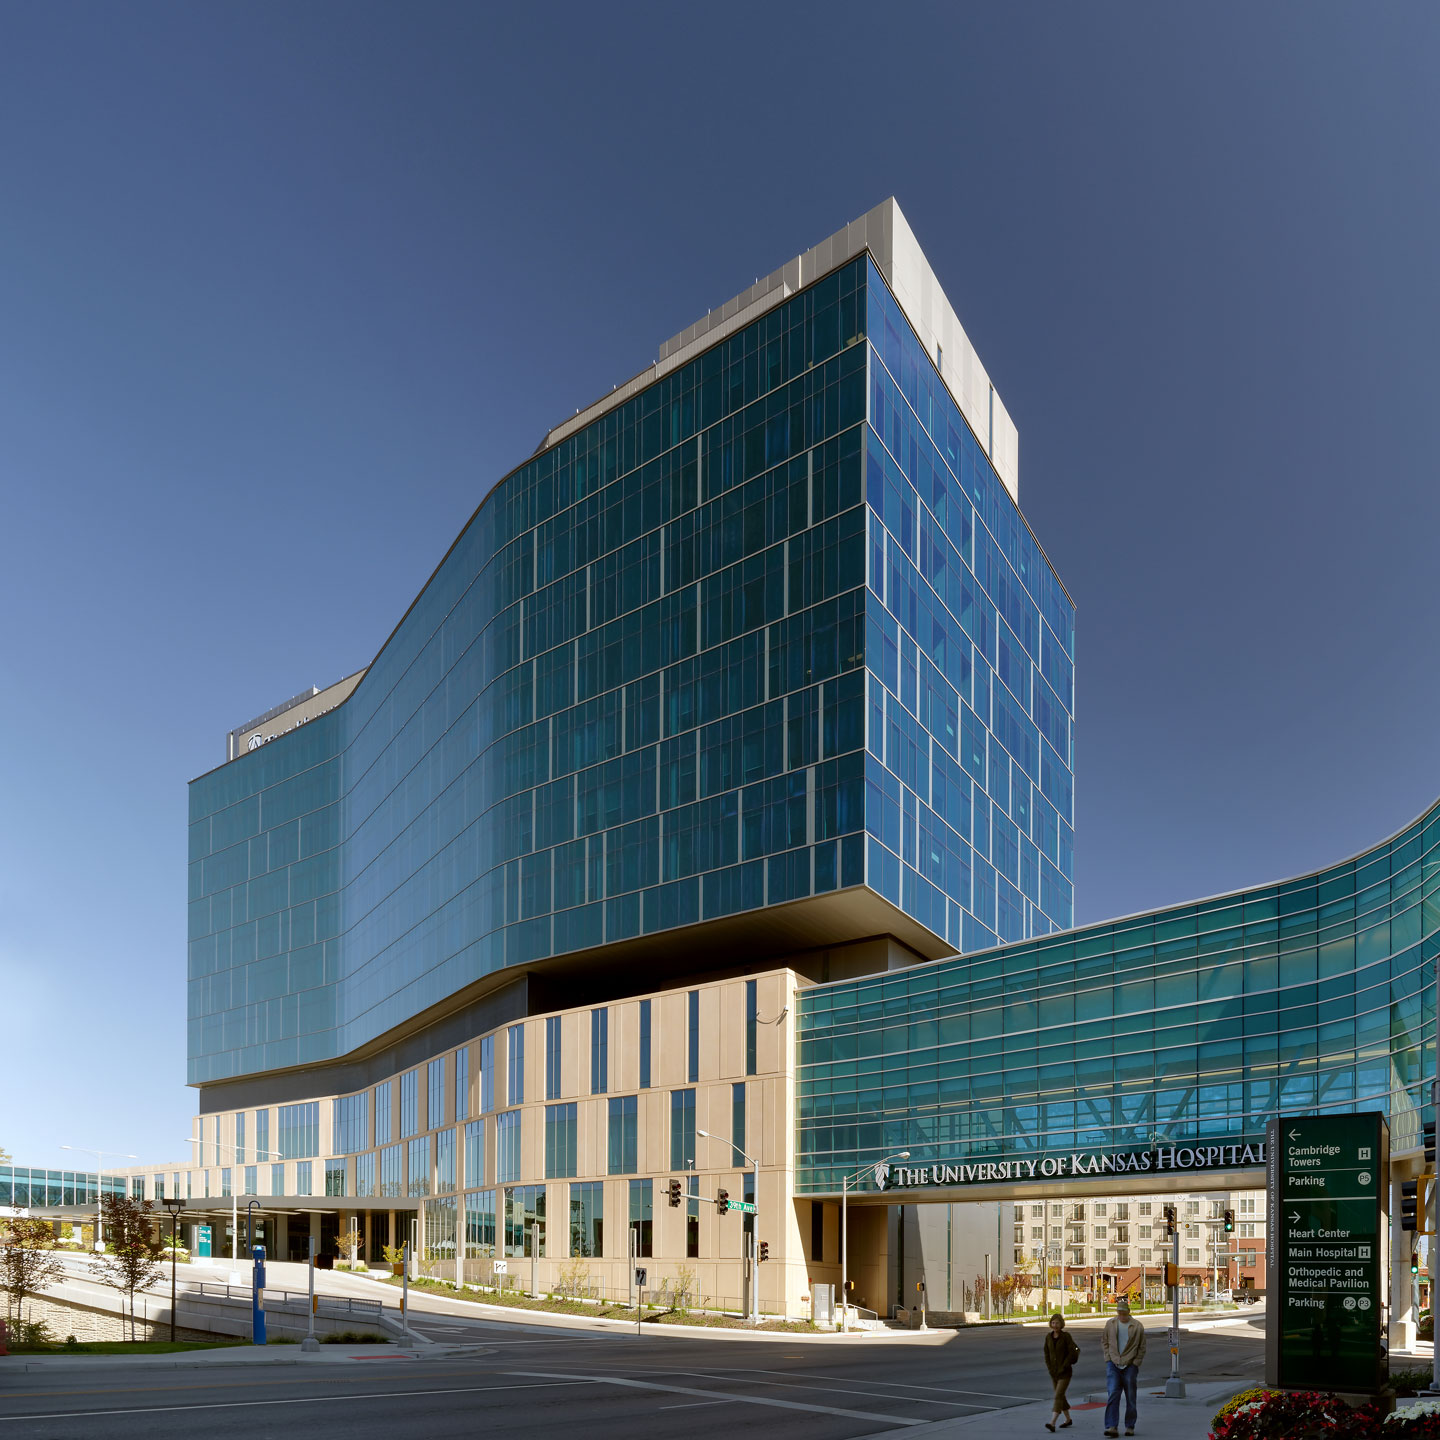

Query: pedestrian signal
left=1163, top=1262, right=1179, bottom=1287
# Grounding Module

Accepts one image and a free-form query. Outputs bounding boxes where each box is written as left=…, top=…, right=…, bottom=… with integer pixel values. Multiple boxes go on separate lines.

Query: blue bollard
left=252, top=1245, right=268, bottom=1345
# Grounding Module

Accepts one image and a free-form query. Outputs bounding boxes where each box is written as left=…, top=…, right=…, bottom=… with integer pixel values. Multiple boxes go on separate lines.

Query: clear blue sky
left=3, top=3, right=1436, bottom=1171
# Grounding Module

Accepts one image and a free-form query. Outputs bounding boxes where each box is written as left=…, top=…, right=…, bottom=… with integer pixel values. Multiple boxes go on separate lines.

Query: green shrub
left=320, top=1330, right=389, bottom=1344
left=1392, top=1367, right=1435, bottom=1397
left=5, top=1319, right=56, bottom=1347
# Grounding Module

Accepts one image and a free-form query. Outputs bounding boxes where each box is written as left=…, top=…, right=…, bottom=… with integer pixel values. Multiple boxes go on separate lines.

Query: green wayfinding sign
left=1265, top=1112, right=1387, bottom=1395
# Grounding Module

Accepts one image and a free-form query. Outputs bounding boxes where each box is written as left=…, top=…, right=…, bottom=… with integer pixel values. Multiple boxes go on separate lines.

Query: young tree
left=90, top=1194, right=165, bottom=1341
left=339, top=1222, right=364, bottom=1268
left=0, top=1217, right=64, bottom=1324
left=0, top=1144, right=12, bottom=1165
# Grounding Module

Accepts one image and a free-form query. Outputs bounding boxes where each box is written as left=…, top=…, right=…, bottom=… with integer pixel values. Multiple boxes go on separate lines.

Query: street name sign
left=727, top=1200, right=758, bottom=1215
left=1265, top=1112, right=1386, bottom=1395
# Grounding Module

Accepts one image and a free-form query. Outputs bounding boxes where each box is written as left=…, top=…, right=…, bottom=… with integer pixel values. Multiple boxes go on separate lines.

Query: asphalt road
left=0, top=1314, right=1265, bottom=1439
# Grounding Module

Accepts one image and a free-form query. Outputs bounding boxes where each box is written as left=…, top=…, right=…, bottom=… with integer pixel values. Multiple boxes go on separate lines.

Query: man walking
left=1101, top=1296, right=1146, bottom=1436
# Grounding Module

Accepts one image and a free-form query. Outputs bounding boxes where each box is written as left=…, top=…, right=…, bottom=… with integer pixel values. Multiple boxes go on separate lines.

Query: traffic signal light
left=1223, top=1208, right=1235, bottom=1233
left=667, top=1179, right=683, bottom=1208
left=716, top=1188, right=729, bottom=1215
left=1425, top=1121, right=1436, bottom=1167
left=1402, top=1180, right=1420, bottom=1232
left=758, top=1241, right=770, bottom=1263
left=1163, top=1205, right=1177, bottom=1236
left=1413, top=1252, right=1421, bottom=1276
left=1163, top=1262, right=1179, bottom=1287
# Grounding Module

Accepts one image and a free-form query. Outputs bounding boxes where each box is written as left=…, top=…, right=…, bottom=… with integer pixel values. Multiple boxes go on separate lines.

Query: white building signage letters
left=876, top=1141, right=1267, bottom=1190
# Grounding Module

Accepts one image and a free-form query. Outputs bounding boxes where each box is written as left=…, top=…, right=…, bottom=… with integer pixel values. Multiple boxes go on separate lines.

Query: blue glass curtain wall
left=186, top=252, right=1071, bottom=1086
left=797, top=799, right=1440, bottom=1192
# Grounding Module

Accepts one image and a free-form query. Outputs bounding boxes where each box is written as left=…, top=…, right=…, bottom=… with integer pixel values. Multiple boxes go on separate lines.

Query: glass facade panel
left=400, top=1070, right=418, bottom=1138
left=407, top=1136, right=430, bottom=1197
left=638, top=1000, right=651, bottom=1089
left=545, top=1103, right=577, bottom=1178
left=465, top=1189, right=497, bottom=1257
left=545, top=1016, right=562, bottom=1100
left=436, top=1127, right=456, bottom=1192
left=464, top=1118, right=485, bottom=1189
left=479, top=1036, right=494, bottom=1113
left=497, top=1111, right=521, bottom=1184
left=797, top=802, right=1440, bottom=1191
left=607, top=1095, right=637, bottom=1174
left=355, top=1152, right=375, bottom=1197
left=507, top=1026, right=525, bottom=1106
left=277, top=1102, right=318, bottom=1159
left=380, top=1144, right=402, bottom=1197
left=504, top=1185, right=545, bottom=1257
left=191, top=253, right=1055, bottom=1088
left=374, top=1081, right=392, bottom=1145
left=628, top=1178, right=652, bottom=1258
left=670, top=1088, right=695, bottom=1172
left=591, top=1008, right=608, bottom=1094
left=570, top=1180, right=603, bottom=1257
left=687, top=990, right=700, bottom=1082
left=427, top=1058, right=445, bottom=1129
left=325, top=1159, right=345, bottom=1196
left=332, top=1093, right=369, bottom=1155
left=455, top=1046, right=470, bottom=1120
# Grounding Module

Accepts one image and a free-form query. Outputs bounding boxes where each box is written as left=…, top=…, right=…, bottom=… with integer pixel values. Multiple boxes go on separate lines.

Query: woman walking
left=1044, top=1312, right=1079, bottom=1431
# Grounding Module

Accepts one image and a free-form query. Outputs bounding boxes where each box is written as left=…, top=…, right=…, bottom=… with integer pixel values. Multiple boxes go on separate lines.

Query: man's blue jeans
left=1105, top=1361, right=1138, bottom=1431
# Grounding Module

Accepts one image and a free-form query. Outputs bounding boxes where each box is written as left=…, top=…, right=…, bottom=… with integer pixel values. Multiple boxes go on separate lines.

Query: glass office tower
left=186, top=200, right=1073, bottom=1095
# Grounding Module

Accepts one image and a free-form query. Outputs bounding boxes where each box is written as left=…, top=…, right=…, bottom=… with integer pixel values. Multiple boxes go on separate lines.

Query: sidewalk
left=857, top=1379, right=1242, bottom=1438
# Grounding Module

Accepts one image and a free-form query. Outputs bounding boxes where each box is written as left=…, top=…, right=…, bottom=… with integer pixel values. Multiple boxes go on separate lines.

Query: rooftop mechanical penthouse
left=188, top=198, right=1075, bottom=1107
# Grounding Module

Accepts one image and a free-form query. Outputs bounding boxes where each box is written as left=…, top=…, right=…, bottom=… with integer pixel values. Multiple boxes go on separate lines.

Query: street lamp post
left=696, top=1128, right=763, bottom=1323
left=161, top=1196, right=185, bottom=1342
left=837, top=1150, right=910, bottom=1332
left=59, top=1145, right=138, bottom=1250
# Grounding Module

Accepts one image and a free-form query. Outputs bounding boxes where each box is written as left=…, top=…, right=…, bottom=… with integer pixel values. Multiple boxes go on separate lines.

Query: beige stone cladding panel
left=612, top=999, right=640, bottom=1093
left=639, top=1087, right=668, bottom=1176
left=459, top=1039, right=478, bottom=1118
left=579, top=1094, right=606, bottom=1180
left=569, top=1012, right=593, bottom=1100
left=655, top=990, right=687, bottom=1087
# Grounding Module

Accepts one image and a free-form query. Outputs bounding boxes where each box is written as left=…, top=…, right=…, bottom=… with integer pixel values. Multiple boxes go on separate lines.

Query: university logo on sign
left=866, top=1140, right=1267, bottom=1191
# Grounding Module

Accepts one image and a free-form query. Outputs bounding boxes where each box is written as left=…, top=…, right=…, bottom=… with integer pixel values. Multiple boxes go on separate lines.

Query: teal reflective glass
left=797, top=803, right=1440, bottom=1191
left=187, top=253, right=1070, bottom=1086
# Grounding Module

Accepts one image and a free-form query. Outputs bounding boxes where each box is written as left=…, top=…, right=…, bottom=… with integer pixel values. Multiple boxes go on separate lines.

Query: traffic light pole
left=1165, top=1216, right=1185, bottom=1399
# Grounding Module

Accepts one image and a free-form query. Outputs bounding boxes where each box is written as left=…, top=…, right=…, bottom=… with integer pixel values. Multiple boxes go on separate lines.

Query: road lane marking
left=631, top=1369, right=1000, bottom=1412
left=505, top=1371, right=924, bottom=1425
left=702, top=1366, right=1043, bottom=1403
left=0, top=1380, right=593, bottom=1422
left=659, top=1400, right=733, bottom=1409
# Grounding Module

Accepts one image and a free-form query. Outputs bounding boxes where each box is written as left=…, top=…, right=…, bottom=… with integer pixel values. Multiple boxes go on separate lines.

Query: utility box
left=811, top=1283, right=834, bottom=1327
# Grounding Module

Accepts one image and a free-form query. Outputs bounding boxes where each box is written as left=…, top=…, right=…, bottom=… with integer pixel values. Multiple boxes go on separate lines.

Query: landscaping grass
left=6, top=1339, right=247, bottom=1355
left=374, top=1273, right=816, bottom=1330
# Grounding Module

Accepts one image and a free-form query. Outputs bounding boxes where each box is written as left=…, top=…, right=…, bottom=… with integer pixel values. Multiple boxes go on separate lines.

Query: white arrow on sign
left=1289, top=1212, right=1301, bottom=1223
left=1288, top=1129, right=1301, bottom=1142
